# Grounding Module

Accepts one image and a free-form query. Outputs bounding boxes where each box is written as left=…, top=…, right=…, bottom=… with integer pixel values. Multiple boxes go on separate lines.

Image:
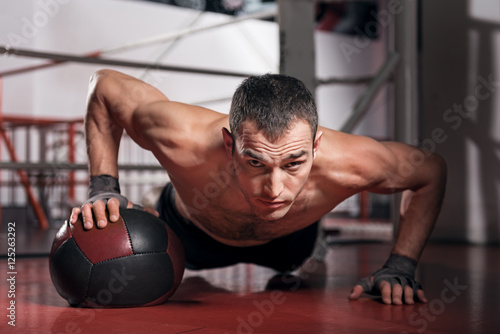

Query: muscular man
left=70, top=69, right=447, bottom=305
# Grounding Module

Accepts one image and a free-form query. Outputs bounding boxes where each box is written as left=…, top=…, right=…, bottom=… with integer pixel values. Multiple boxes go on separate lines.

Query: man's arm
left=347, top=139, right=447, bottom=304
left=70, top=69, right=169, bottom=229
left=371, top=141, right=447, bottom=261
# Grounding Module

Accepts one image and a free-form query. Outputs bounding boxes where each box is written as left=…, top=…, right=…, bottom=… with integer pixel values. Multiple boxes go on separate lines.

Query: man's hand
left=71, top=175, right=160, bottom=230
left=348, top=254, right=428, bottom=305
left=70, top=196, right=159, bottom=230
left=70, top=195, right=131, bottom=230
left=72, top=174, right=132, bottom=229
left=349, top=275, right=427, bottom=305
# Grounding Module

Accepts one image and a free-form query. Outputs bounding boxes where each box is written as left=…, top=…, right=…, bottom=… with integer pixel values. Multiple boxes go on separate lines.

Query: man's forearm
left=392, top=156, right=447, bottom=260
left=84, top=75, right=123, bottom=178
left=85, top=113, right=123, bottom=177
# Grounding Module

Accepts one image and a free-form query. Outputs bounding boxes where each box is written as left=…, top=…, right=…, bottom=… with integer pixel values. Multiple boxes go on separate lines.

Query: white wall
left=315, top=27, right=389, bottom=138
left=0, top=0, right=278, bottom=117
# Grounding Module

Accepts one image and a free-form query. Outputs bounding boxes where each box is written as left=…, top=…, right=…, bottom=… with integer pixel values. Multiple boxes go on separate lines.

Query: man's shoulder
left=139, top=101, right=228, bottom=145
left=313, top=129, right=393, bottom=191
left=135, top=101, right=228, bottom=171
left=141, top=101, right=228, bottom=126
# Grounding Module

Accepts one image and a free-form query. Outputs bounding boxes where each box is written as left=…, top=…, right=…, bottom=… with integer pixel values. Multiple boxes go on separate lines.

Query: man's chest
left=175, top=183, right=334, bottom=245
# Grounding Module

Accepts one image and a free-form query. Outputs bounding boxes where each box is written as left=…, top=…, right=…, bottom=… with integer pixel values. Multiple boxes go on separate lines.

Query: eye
left=285, top=161, right=304, bottom=169
left=248, top=159, right=264, bottom=167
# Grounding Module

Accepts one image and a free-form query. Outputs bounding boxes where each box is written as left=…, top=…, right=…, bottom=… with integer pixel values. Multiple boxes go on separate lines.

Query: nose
left=263, top=168, right=284, bottom=199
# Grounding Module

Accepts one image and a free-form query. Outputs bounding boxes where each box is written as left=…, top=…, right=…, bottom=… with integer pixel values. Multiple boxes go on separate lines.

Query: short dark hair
left=229, top=74, right=318, bottom=142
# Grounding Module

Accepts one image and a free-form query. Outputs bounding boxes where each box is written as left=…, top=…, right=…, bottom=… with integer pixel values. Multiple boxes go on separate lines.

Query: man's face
left=223, top=120, right=321, bottom=221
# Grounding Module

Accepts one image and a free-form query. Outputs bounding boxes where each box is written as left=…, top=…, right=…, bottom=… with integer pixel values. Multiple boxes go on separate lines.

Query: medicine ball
left=49, top=208, right=185, bottom=307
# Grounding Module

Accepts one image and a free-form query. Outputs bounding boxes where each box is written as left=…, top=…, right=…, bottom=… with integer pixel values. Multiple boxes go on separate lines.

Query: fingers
left=379, top=283, right=427, bottom=305
left=81, top=203, right=95, bottom=230
left=416, top=289, right=428, bottom=303
left=78, top=199, right=119, bottom=230
left=349, top=285, right=365, bottom=300
left=350, top=280, right=409, bottom=305
left=69, top=207, right=81, bottom=225
left=352, top=274, right=427, bottom=305
left=391, top=284, right=404, bottom=305
left=93, top=200, right=108, bottom=229
left=72, top=198, right=147, bottom=231
left=403, top=285, right=415, bottom=305
left=379, top=281, right=393, bottom=305
left=107, top=198, right=121, bottom=222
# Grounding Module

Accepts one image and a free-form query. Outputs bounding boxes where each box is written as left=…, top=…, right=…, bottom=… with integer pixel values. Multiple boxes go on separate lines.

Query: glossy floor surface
left=1, top=241, right=499, bottom=334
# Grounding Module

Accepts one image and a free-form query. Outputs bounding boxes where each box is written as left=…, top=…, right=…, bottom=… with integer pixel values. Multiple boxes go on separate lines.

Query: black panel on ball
left=87, top=253, right=174, bottom=306
left=120, top=208, right=169, bottom=254
left=49, top=238, right=93, bottom=307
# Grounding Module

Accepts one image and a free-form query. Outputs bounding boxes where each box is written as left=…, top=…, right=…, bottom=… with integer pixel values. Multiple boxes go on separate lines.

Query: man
left=70, top=69, right=447, bottom=305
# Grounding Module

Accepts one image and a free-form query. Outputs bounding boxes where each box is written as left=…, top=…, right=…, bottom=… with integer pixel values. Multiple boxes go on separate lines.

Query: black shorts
left=155, top=183, right=319, bottom=272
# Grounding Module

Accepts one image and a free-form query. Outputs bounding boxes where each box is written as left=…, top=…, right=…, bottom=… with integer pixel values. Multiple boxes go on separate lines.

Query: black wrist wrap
left=358, top=254, right=422, bottom=295
left=89, top=174, right=121, bottom=198
left=383, top=254, right=417, bottom=276
left=373, top=254, right=421, bottom=291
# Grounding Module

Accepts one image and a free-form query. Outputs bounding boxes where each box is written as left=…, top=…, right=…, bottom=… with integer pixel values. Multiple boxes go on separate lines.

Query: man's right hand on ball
left=70, top=196, right=132, bottom=230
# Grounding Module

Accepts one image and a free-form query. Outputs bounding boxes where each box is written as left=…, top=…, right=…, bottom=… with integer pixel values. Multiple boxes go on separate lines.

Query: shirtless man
left=70, top=69, right=447, bottom=305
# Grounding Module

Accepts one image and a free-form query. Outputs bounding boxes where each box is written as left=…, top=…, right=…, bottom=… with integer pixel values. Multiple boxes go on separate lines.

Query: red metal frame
left=0, top=127, right=49, bottom=228
left=0, top=115, right=83, bottom=126
left=0, top=112, right=84, bottom=229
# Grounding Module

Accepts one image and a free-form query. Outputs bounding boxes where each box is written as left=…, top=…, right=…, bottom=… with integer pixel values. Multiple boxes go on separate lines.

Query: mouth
left=258, top=199, right=286, bottom=209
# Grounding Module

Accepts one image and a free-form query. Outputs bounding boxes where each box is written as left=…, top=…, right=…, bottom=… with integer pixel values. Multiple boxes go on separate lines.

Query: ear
left=222, top=127, right=234, bottom=158
left=313, top=131, right=323, bottom=159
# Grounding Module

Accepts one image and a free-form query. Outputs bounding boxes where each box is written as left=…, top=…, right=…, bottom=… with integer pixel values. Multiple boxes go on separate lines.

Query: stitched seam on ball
left=93, top=252, right=165, bottom=265
left=86, top=268, right=95, bottom=303
left=71, top=238, right=93, bottom=298
left=122, top=218, right=134, bottom=254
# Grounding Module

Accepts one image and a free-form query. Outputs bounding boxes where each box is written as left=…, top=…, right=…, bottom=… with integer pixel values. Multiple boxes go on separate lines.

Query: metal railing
left=0, top=116, right=166, bottom=227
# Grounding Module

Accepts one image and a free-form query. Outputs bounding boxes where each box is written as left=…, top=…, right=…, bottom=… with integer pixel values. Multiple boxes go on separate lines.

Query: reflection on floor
left=1, top=241, right=499, bottom=333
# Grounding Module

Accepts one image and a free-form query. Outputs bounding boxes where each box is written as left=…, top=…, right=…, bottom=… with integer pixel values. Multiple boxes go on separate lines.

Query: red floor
left=1, top=242, right=499, bottom=334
